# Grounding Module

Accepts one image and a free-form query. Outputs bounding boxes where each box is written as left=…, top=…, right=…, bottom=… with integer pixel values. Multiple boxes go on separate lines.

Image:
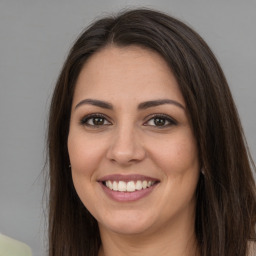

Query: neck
left=98, top=211, right=199, bottom=256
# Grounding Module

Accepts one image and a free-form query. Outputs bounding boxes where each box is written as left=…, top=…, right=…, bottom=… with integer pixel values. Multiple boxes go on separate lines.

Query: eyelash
left=143, top=114, right=177, bottom=128
left=79, top=113, right=177, bottom=128
left=80, top=113, right=111, bottom=127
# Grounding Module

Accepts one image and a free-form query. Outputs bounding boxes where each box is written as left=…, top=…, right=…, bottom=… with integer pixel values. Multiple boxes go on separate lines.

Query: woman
left=47, top=9, right=256, bottom=256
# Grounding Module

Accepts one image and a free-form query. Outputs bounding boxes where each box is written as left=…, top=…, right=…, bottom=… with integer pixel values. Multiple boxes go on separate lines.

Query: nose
left=106, top=125, right=146, bottom=165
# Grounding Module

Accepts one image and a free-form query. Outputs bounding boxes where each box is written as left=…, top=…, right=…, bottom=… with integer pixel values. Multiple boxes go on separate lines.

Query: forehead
left=73, top=45, right=185, bottom=106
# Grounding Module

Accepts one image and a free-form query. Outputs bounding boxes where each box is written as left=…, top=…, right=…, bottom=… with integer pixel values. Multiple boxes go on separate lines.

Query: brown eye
left=154, top=117, right=166, bottom=126
left=92, top=117, right=105, bottom=125
left=144, top=114, right=177, bottom=128
left=80, top=114, right=111, bottom=127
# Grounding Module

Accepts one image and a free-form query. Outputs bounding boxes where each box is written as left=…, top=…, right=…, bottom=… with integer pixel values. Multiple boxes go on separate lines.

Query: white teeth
left=127, top=181, right=136, bottom=192
left=142, top=180, right=147, bottom=189
left=106, top=181, right=113, bottom=190
left=135, top=180, right=142, bottom=190
left=118, top=181, right=126, bottom=192
left=113, top=181, right=118, bottom=191
left=104, top=180, right=156, bottom=192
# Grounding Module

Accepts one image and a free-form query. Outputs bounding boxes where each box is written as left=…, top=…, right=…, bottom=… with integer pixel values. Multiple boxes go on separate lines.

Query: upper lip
left=98, top=174, right=160, bottom=182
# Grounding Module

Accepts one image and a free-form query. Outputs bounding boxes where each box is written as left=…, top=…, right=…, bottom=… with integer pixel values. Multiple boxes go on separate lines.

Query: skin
left=68, top=45, right=200, bottom=256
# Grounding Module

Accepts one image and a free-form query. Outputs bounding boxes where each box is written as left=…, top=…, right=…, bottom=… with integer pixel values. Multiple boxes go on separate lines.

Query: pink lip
left=99, top=183, right=157, bottom=202
left=98, top=174, right=160, bottom=202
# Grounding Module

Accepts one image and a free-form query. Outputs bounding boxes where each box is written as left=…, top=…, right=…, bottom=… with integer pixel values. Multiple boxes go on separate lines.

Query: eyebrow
left=75, top=99, right=113, bottom=110
left=138, top=99, right=185, bottom=110
left=75, top=98, right=185, bottom=110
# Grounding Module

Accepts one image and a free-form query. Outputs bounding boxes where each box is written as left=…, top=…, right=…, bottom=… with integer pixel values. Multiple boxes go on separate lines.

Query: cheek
left=67, top=132, right=104, bottom=213
left=147, top=129, right=199, bottom=183
left=173, top=138, right=198, bottom=171
left=67, top=131, right=106, bottom=176
left=153, top=134, right=199, bottom=213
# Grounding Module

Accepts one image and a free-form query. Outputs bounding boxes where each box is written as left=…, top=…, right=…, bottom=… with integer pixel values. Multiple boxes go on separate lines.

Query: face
left=68, top=45, right=200, bottom=236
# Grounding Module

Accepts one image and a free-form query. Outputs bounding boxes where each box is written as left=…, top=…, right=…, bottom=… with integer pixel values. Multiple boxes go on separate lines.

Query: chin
left=98, top=210, right=156, bottom=235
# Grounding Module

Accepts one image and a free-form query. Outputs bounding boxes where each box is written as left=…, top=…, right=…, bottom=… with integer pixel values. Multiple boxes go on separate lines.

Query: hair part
left=47, top=8, right=256, bottom=256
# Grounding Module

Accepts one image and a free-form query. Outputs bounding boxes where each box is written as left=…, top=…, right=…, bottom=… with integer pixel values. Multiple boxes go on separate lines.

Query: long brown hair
left=47, top=8, right=256, bottom=256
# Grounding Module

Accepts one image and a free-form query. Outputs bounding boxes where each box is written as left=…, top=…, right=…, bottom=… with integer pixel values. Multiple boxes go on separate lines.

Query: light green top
left=0, top=234, right=32, bottom=256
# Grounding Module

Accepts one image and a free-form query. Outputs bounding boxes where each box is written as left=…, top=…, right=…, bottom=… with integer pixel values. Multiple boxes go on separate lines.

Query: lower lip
left=99, top=183, right=157, bottom=202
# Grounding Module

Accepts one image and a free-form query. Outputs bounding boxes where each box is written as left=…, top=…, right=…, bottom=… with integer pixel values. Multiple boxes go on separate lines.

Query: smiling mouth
left=98, top=175, right=160, bottom=201
left=102, top=180, right=158, bottom=192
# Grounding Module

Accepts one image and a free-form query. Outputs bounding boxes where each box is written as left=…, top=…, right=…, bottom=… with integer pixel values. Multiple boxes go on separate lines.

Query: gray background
left=0, top=0, right=255, bottom=255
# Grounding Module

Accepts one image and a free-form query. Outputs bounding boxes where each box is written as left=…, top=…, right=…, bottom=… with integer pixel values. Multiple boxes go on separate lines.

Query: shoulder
left=248, top=241, right=256, bottom=256
left=0, top=233, right=32, bottom=256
